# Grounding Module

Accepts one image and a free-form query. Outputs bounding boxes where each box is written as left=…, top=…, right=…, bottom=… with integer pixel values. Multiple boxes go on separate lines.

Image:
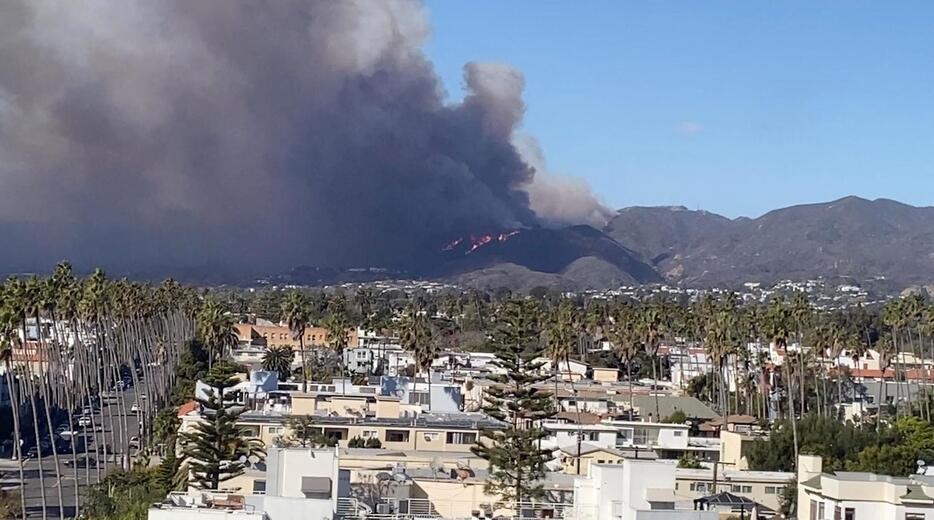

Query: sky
left=424, top=1, right=934, bottom=218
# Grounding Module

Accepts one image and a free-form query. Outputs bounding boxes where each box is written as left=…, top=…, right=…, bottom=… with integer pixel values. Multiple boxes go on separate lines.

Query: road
left=0, top=386, right=144, bottom=519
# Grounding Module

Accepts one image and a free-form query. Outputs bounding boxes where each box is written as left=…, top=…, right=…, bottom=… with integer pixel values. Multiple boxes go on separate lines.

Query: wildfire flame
left=442, top=230, right=520, bottom=254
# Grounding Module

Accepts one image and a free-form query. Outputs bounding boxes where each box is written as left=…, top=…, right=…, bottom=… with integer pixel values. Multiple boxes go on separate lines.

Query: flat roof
left=238, top=410, right=504, bottom=430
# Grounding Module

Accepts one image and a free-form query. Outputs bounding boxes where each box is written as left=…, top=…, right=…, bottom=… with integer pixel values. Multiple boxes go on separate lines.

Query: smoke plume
left=0, top=0, right=606, bottom=277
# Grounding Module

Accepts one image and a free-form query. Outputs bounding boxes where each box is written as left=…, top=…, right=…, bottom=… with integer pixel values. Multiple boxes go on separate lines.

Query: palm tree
left=790, top=292, right=812, bottom=415
left=764, top=296, right=798, bottom=467
left=876, top=334, right=896, bottom=430
left=399, top=304, right=434, bottom=410
left=197, top=298, right=238, bottom=369
left=608, top=303, right=639, bottom=420
left=544, top=301, right=578, bottom=412
left=0, top=294, right=27, bottom=520
left=280, top=292, right=311, bottom=392
left=5, top=278, right=49, bottom=520
left=324, top=300, right=351, bottom=395
left=637, top=302, right=663, bottom=421
left=262, top=346, right=294, bottom=381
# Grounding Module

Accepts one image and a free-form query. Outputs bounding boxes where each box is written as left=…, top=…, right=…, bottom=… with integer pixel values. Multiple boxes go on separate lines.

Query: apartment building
left=606, top=419, right=721, bottom=462
left=237, top=410, right=499, bottom=453
left=675, top=466, right=792, bottom=512
left=234, top=323, right=358, bottom=350
left=542, top=423, right=620, bottom=452
left=570, top=459, right=717, bottom=520
left=798, top=454, right=934, bottom=520
left=151, top=447, right=343, bottom=520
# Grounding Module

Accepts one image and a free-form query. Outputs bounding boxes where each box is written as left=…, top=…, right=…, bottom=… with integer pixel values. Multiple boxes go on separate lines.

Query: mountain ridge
left=604, top=196, right=934, bottom=288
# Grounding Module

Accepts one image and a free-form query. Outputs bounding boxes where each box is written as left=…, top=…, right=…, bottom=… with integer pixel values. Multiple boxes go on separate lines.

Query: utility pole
left=710, top=460, right=735, bottom=495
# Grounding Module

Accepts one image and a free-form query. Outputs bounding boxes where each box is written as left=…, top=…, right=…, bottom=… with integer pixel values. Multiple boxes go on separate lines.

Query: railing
left=347, top=498, right=584, bottom=520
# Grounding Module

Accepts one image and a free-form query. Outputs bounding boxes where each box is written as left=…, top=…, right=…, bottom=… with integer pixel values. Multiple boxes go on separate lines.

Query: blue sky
left=424, top=1, right=934, bottom=218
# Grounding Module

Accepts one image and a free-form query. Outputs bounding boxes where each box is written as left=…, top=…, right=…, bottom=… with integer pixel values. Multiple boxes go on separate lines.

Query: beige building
left=559, top=443, right=657, bottom=475
left=234, top=323, right=358, bottom=350
left=236, top=409, right=497, bottom=454
left=675, top=466, right=792, bottom=512
left=718, top=430, right=766, bottom=470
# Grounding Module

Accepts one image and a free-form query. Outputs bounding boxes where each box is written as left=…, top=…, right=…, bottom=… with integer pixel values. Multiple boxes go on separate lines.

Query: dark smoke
left=0, top=0, right=606, bottom=278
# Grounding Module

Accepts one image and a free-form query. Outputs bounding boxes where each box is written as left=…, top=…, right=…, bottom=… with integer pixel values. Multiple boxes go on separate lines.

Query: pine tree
left=178, top=363, right=265, bottom=489
left=472, top=299, right=555, bottom=510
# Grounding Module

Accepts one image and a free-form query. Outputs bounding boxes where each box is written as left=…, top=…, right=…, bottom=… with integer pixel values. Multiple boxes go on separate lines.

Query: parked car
left=77, top=416, right=92, bottom=428
left=130, top=403, right=140, bottom=412
left=64, top=456, right=98, bottom=468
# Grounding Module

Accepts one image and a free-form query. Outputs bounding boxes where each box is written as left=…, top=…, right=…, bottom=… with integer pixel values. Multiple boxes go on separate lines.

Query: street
left=0, top=386, right=144, bottom=519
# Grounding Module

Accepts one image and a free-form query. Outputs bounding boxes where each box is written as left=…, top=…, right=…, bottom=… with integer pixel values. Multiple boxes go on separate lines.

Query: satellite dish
left=393, top=472, right=409, bottom=483
left=917, top=460, right=926, bottom=467
left=248, top=455, right=260, bottom=464
left=239, top=455, right=248, bottom=463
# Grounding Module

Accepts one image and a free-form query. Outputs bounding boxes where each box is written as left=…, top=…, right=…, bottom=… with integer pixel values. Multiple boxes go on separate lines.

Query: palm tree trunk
left=783, top=361, right=799, bottom=467
left=5, top=363, right=27, bottom=520
left=299, top=336, right=307, bottom=392
left=652, top=353, right=660, bottom=420
left=33, top=323, right=65, bottom=520
left=627, top=361, right=634, bottom=420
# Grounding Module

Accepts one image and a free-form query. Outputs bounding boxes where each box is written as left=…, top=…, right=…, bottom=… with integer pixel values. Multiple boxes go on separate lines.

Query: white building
left=798, top=454, right=934, bottom=520
left=571, top=459, right=717, bottom=520
left=149, top=447, right=344, bottom=520
left=543, top=423, right=619, bottom=453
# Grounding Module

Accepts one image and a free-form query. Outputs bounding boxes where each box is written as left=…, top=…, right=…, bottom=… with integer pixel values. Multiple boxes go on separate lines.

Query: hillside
left=604, top=196, right=934, bottom=288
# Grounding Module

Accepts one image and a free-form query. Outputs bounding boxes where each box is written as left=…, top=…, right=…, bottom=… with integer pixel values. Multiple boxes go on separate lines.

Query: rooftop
left=238, top=410, right=504, bottom=430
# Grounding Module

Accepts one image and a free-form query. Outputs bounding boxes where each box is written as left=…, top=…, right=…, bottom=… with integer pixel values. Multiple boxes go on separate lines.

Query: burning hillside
left=442, top=230, right=521, bottom=254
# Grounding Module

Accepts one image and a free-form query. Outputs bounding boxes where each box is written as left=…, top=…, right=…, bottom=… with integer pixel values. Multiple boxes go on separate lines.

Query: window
left=252, top=480, right=266, bottom=494
left=423, top=432, right=440, bottom=441
left=905, top=514, right=924, bottom=520
left=386, top=430, right=410, bottom=443
left=731, top=485, right=752, bottom=494
left=584, top=431, right=599, bottom=441
left=765, top=486, right=779, bottom=495
left=408, top=392, right=430, bottom=405
left=690, top=482, right=709, bottom=493
left=446, top=432, right=478, bottom=445
left=673, top=431, right=684, bottom=437
left=818, top=502, right=825, bottom=520
left=267, top=426, right=283, bottom=435
left=844, top=508, right=855, bottom=520
left=361, top=430, right=378, bottom=439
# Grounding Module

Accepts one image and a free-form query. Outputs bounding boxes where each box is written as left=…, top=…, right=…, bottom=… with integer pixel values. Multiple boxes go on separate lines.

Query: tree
left=196, top=298, right=237, bottom=369
left=764, top=297, right=798, bottom=467
left=324, top=299, right=351, bottom=395
left=608, top=303, right=640, bottom=420
left=280, top=292, right=311, bottom=392
left=178, top=364, right=265, bottom=489
left=677, top=453, right=703, bottom=469
left=472, top=299, right=555, bottom=510
left=262, top=345, right=294, bottom=380
left=544, top=300, right=578, bottom=412
left=399, top=303, right=435, bottom=409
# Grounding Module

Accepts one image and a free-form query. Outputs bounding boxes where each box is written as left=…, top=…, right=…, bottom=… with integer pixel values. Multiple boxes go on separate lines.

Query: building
left=798, top=454, right=934, bottom=520
left=570, top=459, right=717, bottom=520
left=606, top=420, right=720, bottom=462
left=559, top=444, right=657, bottom=475
left=542, top=423, right=619, bottom=453
left=675, top=466, right=792, bottom=512
left=233, top=323, right=358, bottom=351
left=150, top=447, right=344, bottom=520
left=235, top=410, right=499, bottom=453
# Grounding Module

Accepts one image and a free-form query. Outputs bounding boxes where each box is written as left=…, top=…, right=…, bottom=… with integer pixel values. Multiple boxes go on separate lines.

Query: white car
left=77, top=416, right=92, bottom=427
left=131, top=403, right=140, bottom=412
